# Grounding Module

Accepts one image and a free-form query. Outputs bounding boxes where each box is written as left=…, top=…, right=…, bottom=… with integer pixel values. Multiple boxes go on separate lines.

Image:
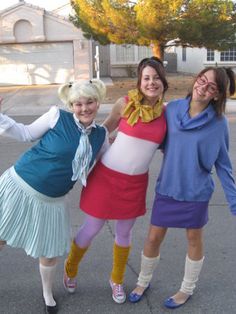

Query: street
left=0, top=109, right=236, bottom=314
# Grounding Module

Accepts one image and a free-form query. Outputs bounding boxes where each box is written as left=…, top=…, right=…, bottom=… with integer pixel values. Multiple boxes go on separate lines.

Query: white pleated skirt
left=0, top=167, right=70, bottom=258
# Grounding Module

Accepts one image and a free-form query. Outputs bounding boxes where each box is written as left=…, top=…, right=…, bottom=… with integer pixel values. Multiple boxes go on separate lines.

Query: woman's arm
left=215, top=122, right=236, bottom=215
left=103, top=97, right=126, bottom=133
left=0, top=105, right=59, bottom=142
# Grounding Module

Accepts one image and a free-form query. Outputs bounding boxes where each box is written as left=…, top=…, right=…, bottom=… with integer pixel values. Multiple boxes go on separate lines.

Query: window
left=220, top=47, right=236, bottom=61
left=116, top=45, right=135, bottom=63
left=207, top=49, right=215, bottom=61
left=138, top=46, right=152, bottom=60
left=182, top=47, right=186, bottom=61
left=111, top=44, right=157, bottom=64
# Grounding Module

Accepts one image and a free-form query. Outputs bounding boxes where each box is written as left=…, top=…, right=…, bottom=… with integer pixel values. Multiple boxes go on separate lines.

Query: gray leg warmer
left=137, top=251, right=160, bottom=288
left=180, top=255, right=205, bottom=295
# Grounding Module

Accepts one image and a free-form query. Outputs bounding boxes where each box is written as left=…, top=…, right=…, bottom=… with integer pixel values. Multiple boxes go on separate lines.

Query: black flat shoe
left=45, top=304, right=58, bottom=314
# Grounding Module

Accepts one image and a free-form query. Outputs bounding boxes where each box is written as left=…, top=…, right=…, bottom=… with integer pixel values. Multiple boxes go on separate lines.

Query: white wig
left=58, top=79, right=106, bottom=108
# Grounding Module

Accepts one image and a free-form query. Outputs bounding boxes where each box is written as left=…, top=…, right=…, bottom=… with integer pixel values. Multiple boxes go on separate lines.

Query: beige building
left=0, top=1, right=177, bottom=86
left=0, top=1, right=92, bottom=85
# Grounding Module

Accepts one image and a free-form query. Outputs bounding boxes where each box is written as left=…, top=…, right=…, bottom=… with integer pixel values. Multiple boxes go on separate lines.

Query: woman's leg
left=130, top=225, right=167, bottom=297
left=186, top=228, right=204, bottom=260
left=39, top=257, right=57, bottom=309
left=165, top=228, right=204, bottom=306
left=0, top=240, right=6, bottom=250
left=111, top=218, right=136, bottom=282
left=143, top=225, right=167, bottom=257
left=109, top=218, right=136, bottom=303
left=64, top=214, right=106, bottom=291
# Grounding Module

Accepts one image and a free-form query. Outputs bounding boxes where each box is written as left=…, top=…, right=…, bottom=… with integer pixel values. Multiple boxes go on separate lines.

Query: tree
left=70, top=0, right=236, bottom=60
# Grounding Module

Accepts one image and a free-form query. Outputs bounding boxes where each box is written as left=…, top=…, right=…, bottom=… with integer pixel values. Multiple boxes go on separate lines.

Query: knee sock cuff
left=141, top=251, right=160, bottom=264
left=186, top=254, right=205, bottom=264
left=39, top=263, right=57, bottom=271
left=70, top=240, right=88, bottom=261
left=114, top=242, right=131, bottom=253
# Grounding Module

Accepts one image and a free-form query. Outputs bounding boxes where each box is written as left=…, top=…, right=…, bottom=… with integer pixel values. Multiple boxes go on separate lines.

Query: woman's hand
left=109, top=135, right=117, bottom=144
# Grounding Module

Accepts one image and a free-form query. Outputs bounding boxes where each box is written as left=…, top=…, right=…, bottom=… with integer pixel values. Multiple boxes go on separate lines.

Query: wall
left=110, top=44, right=177, bottom=77
left=175, top=46, right=206, bottom=74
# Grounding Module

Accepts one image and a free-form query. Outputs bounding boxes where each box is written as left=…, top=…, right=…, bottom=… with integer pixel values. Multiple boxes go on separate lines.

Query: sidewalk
left=1, top=81, right=236, bottom=116
left=0, top=84, right=113, bottom=116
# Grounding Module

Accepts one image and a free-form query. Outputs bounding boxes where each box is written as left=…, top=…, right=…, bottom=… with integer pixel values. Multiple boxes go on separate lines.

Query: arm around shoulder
left=103, top=97, right=126, bottom=133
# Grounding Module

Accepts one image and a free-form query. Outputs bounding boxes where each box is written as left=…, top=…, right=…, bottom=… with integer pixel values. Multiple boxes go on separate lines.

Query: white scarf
left=71, top=116, right=95, bottom=186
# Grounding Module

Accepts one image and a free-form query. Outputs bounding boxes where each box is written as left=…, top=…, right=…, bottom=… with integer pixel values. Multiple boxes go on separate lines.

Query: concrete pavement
left=0, top=83, right=113, bottom=116
left=0, top=91, right=236, bottom=313
left=0, top=83, right=236, bottom=116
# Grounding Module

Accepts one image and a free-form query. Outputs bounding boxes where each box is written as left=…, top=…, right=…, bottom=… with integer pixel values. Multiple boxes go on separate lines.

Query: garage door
left=0, top=42, right=74, bottom=85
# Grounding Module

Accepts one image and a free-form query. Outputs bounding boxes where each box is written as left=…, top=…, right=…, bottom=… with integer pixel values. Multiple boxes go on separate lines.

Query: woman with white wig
left=0, top=79, right=108, bottom=313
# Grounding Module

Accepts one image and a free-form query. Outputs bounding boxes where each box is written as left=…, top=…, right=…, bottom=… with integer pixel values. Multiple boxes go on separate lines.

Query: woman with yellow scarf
left=63, top=57, right=168, bottom=304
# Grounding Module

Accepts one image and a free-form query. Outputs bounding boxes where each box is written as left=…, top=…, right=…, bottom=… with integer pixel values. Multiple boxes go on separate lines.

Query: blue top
left=156, top=97, right=236, bottom=215
left=14, top=110, right=106, bottom=197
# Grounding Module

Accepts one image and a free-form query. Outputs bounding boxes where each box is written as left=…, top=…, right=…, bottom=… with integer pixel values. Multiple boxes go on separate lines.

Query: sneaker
left=109, top=279, right=126, bottom=304
left=63, top=262, right=77, bottom=293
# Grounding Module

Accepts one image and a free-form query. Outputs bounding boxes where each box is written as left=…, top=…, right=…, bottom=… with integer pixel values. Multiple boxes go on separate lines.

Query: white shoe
left=109, top=279, right=126, bottom=304
left=63, top=261, right=77, bottom=293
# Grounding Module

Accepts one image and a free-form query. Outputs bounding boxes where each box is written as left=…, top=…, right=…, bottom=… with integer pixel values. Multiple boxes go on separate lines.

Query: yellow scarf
left=122, top=89, right=163, bottom=126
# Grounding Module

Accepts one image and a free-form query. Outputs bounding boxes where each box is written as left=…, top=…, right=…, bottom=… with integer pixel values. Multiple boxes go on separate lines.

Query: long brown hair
left=187, top=67, right=235, bottom=116
left=137, top=57, right=168, bottom=94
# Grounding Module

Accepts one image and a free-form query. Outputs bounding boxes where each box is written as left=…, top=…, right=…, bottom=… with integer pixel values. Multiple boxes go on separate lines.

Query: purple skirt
left=151, top=193, right=209, bottom=228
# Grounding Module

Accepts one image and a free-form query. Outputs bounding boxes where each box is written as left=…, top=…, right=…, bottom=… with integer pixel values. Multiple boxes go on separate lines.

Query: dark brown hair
left=136, top=57, right=168, bottom=95
left=187, top=66, right=236, bottom=116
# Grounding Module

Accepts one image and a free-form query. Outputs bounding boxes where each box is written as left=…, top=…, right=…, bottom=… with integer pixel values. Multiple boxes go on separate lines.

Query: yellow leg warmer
left=110, top=243, right=131, bottom=284
left=65, top=240, right=88, bottom=279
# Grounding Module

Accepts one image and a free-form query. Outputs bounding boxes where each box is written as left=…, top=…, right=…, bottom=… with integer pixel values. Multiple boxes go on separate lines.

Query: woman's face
left=140, top=65, right=164, bottom=104
left=192, top=70, right=219, bottom=104
left=72, top=97, right=99, bottom=127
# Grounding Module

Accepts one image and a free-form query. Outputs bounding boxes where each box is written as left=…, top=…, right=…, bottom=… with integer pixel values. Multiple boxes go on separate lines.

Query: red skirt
left=80, top=162, right=148, bottom=219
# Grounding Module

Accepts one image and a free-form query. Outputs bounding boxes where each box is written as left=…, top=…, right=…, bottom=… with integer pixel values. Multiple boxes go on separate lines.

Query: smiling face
left=72, top=97, right=99, bottom=127
left=192, top=70, right=219, bottom=105
left=140, top=65, right=165, bottom=105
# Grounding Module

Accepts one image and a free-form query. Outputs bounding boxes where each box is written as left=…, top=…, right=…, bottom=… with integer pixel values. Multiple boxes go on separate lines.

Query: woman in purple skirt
left=129, top=66, right=236, bottom=309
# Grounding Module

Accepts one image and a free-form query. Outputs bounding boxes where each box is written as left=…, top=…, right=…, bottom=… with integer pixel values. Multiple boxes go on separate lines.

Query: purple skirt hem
left=151, top=193, right=209, bottom=229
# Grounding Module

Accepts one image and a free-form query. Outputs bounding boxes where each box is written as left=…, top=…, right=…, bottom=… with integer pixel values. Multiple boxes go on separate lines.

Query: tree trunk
left=151, top=41, right=164, bottom=60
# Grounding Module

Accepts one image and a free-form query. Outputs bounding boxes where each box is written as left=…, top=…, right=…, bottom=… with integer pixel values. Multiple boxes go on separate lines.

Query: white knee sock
left=39, top=263, right=57, bottom=307
left=180, top=255, right=205, bottom=295
left=137, top=251, right=160, bottom=288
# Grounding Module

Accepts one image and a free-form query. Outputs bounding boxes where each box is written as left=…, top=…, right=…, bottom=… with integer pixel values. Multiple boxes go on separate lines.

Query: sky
left=0, top=0, right=70, bottom=11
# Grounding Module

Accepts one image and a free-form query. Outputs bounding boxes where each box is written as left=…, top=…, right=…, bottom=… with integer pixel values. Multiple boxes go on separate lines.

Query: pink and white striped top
left=101, top=109, right=166, bottom=175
